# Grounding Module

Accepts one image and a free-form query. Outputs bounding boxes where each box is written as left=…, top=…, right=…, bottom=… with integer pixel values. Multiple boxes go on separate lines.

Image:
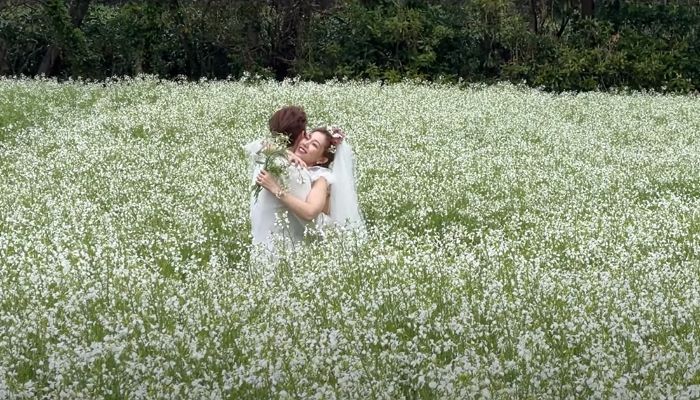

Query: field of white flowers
left=1, top=76, right=699, bottom=399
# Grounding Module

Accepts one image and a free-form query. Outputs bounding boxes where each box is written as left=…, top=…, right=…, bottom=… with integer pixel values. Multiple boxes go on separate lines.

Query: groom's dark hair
left=269, top=106, right=307, bottom=147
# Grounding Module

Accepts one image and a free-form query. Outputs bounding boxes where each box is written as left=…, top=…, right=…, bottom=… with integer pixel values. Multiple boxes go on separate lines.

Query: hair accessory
left=326, top=125, right=346, bottom=154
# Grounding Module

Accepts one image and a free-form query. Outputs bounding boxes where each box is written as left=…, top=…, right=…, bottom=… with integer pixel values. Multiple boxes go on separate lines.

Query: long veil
left=329, top=142, right=366, bottom=237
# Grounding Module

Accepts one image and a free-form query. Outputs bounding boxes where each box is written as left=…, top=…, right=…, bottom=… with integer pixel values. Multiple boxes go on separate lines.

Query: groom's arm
left=242, top=139, right=263, bottom=158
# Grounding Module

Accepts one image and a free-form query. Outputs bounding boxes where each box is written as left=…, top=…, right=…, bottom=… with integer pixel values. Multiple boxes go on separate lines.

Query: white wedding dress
left=244, top=138, right=365, bottom=258
left=244, top=140, right=336, bottom=255
left=307, top=166, right=335, bottom=229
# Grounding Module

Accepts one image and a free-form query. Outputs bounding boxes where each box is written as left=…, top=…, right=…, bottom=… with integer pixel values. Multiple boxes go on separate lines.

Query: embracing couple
left=244, top=106, right=365, bottom=255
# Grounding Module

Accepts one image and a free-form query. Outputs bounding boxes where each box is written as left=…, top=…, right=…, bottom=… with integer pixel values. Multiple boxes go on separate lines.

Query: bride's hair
left=268, top=106, right=307, bottom=146
left=309, top=126, right=337, bottom=168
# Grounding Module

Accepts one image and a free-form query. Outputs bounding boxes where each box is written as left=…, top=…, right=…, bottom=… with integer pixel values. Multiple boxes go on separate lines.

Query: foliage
left=296, top=0, right=527, bottom=83
left=503, top=5, right=700, bottom=92
left=80, top=3, right=180, bottom=78
left=0, top=3, right=51, bottom=74
left=0, top=1, right=698, bottom=92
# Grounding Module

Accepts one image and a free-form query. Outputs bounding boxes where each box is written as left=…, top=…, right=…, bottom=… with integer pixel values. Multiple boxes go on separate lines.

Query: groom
left=245, top=106, right=312, bottom=252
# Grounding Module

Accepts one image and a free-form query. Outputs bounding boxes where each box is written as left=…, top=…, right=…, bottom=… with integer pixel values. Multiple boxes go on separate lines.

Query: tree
left=0, top=30, right=8, bottom=74
left=529, top=0, right=539, bottom=33
left=269, top=0, right=316, bottom=80
left=37, top=0, right=91, bottom=76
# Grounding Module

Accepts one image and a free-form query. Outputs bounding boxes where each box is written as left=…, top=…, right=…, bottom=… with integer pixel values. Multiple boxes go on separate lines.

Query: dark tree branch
left=556, top=15, right=570, bottom=38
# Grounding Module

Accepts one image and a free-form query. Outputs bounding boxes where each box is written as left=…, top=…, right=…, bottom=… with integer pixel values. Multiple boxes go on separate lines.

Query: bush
left=1, top=0, right=698, bottom=93
left=0, top=5, right=52, bottom=75
left=503, top=5, right=699, bottom=93
left=81, top=4, right=183, bottom=78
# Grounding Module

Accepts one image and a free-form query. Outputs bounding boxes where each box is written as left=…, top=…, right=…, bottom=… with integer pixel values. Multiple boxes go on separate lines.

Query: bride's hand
left=256, top=169, right=282, bottom=194
left=287, top=150, right=307, bottom=168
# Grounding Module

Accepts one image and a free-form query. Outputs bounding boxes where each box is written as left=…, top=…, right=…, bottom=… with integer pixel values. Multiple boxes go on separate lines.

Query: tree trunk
left=581, top=0, right=594, bottom=17
left=69, top=0, right=91, bottom=27
left=170, top=0, right=200, bottom=78
left=270, top=0, right=313, bottom=80
left=37, top=0, right=92, bottom=76
left=37, top=46, right=61, bottom=76
left=0, top=39, right=9, bottom=75
left=556, top=15, right=570, bottom=38
left=529, top=0, right=539, bottom=33
left=134, top=51, right=143, bottom=74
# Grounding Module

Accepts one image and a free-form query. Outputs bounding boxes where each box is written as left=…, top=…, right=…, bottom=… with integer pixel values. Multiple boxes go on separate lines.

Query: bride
left=252, top=126, right=365, bottom=253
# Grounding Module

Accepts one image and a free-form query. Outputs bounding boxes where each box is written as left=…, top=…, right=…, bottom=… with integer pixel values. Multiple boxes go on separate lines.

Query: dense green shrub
left=295, top=0, right=528, bottom=83
left=80, top=4, right=181, bottom=78
left=0, top=0, right=698, bottom=93
left=0, top=5, right=52, bottom=75
left=296, top=2, right=447, bottom=82
left=295, top=1, right=699, bottom=92
left=501, top=4, right=700, bottom=92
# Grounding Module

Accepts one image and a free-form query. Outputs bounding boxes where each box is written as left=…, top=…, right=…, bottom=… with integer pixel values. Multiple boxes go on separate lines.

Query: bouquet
left=251, top=132, right=291, bottom=202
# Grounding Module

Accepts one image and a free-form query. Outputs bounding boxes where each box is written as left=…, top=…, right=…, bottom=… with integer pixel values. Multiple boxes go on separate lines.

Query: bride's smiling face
left=294, top=130, right=330, bottom=166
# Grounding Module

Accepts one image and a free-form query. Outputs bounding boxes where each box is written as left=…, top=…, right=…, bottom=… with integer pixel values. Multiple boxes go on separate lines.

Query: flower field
left=1, top=77, right=699, bottom=399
